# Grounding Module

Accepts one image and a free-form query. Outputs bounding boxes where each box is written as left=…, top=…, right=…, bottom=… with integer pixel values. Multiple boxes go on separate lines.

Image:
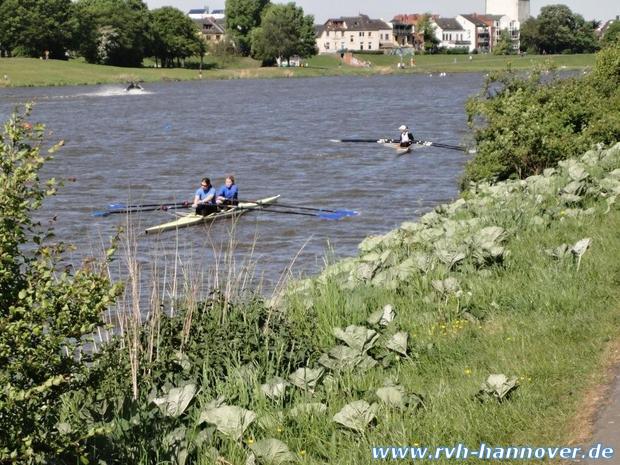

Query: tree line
left=0, top=0, right=317, bottom=67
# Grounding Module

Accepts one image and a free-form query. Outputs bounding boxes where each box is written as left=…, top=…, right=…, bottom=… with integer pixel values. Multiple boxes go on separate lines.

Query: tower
left=485, top=0, right=530, bottom=23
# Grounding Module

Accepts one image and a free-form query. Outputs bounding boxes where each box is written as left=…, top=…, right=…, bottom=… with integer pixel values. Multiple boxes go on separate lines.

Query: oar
left=259, top=208, right=355, bottom=220
left=240, top=199, right=359, bottom=217
left=330, top=138, right=394, bottom=144
left=92, top=203, right=191, bottom=217
left=412, top=139, right=473, bottom=153
left=108, top=201, right=190, bottom=210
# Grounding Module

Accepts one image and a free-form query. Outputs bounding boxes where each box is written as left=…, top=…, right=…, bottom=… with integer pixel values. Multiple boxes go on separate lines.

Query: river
left=0, top=73, right=483, bottom=302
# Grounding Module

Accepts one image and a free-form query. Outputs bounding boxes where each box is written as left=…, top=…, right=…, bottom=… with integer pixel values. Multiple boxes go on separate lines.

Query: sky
left=145, top=0, right=618, bottom=22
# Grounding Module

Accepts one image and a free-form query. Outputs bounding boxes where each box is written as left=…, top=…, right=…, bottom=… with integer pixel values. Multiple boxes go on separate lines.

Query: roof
left=323, top=14, right=391, bottom=32
left=434, top=18, right=463, bottom=31
left=392, top=14, right=439, bottom=26
left=459, top=14, right=489, bottom=27
left=188, top=8, right=207, bottom=14
left=193, top=17, right=225, bottom=34
left=314, top=24, right=325, bottom=37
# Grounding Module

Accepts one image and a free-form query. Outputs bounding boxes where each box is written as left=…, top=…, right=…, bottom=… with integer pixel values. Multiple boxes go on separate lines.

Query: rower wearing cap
left=398, top=125, right=414, bottom=148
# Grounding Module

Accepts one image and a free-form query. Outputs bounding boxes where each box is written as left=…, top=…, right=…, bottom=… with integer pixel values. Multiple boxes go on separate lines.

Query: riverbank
left=0, top=53, right=595, bottom=87
left=61, top=143, right=620, bottom=463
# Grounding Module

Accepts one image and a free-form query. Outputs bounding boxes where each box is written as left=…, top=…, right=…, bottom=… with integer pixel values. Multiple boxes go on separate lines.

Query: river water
left=0, top=74, right=483, bottom=300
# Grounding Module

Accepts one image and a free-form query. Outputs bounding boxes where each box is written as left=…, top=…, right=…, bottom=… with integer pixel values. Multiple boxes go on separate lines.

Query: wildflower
left=299, top=450, right=306, bottom=456
left=464, top=368, right=472, bottom=375
left=247, top=438, right=255, bottom=445
left=277, top=427, right=283, bottom=433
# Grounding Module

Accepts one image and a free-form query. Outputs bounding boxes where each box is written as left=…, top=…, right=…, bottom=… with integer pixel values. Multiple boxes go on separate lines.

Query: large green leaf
left=333, top=325, right=378, bottom=353
left=288, top=367, right=324, bottom=392
left=198, top=405, right=256, bottom=440
left=153, top=384, right=196, bottom=418
left=249, top=439, right=296, bottom=465
left=333, top=401, right=377, bottom=432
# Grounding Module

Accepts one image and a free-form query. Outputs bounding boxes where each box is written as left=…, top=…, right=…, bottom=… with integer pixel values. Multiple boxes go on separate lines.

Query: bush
left=0, top=106, right=121, bottom=462
left=462, top=44, right=620, bottom=187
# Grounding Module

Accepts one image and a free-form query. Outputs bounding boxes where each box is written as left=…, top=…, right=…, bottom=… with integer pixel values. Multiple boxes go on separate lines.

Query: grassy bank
left=0, top=53, right=595, bottom=87
left=44, top=143, right=619, bottom=464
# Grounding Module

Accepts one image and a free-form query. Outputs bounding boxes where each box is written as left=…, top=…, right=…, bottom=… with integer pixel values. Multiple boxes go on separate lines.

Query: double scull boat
left=144, top=195, right=280, bottom=234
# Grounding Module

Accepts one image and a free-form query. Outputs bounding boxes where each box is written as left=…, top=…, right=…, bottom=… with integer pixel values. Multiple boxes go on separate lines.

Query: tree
left=493, top=29, right=514, bottom=55
left=0, top=0, right=77, bottom=59
left=150, top=6, right=202, bottom=67
left=519, top=17, right=540, bottom=53
left=0, top=106, right=121, bottom=461
left=463, top=43, right=620, bottom=186
left=416, top=14, right=439, bottom=53
left=523, top=4, right=599, bottom=54
left=250, top=2, right=316, bottom=65
left=73, top=0, right=151, bottom=66
left=225, top=0, right=270, bottom=55
left=601, top=21, right=620, bottom=48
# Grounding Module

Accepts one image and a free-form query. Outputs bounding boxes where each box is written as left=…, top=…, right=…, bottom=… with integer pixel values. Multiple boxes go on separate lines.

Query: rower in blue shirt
left=193, top=177, right=217, bottom=216
left=216, top=175, right=239, bottom=206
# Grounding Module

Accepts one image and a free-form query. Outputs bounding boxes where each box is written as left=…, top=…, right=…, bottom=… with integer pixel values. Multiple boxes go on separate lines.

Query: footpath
left=579, top=359, right=620, bottom=464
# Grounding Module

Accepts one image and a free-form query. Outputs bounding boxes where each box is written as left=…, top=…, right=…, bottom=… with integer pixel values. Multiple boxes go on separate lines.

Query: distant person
left=193, top=177, right=217, bottom=215
left=125, top=81, right=143, bottom=91
left=398, top=125, right=415, bottom=148
left=216, top=175, right=238, bottom=206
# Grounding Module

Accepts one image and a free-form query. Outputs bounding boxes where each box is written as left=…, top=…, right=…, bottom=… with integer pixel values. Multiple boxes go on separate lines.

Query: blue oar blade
left=318, top=211, right=351, bottom=220
left=92, top=210, right=112, bottom=217
left=108, top=203, right=127, bottom=210
left=335, top=209, right=360, bottom=217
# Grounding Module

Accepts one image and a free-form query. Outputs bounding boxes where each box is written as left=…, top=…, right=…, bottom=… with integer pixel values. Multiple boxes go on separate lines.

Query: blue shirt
left=217, top=184, right=238, bottom=200
left=195, top=186, right=216, bottom=204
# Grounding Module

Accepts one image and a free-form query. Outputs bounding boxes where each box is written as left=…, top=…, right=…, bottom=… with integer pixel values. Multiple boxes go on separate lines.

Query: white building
left=485, top=0, right=530, bottom=24
left=431, top=18, right=470, bottom=50
left=315, top=14, right=395, bottom=54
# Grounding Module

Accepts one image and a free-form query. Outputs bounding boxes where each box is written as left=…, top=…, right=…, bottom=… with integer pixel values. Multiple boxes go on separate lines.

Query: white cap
left=399, top=125, right=408, bottom=131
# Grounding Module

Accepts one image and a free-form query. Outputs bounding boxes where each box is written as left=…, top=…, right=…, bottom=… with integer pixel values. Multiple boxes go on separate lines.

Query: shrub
left=0, top=106, right=121, bottom=462
left=462, top=44, right=620, bottom=187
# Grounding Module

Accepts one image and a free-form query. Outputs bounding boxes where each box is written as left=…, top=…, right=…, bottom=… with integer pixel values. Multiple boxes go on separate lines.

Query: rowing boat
left=144, top=195, right=280, bottom=234
left=382, top=142, right=412, bottom=156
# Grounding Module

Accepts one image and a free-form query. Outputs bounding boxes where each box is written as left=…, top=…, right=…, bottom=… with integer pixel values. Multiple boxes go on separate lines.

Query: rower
left=398, top=125, right=414, bottom=148
left=193, top=177, right=217, bottom=215
left=216, top=175, right=239, bottom=206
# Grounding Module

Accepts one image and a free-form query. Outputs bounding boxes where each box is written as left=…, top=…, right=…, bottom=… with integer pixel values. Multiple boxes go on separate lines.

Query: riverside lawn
left=51, top=143, right=620, bottom=464
left=0, top=53, right=595, bottom=87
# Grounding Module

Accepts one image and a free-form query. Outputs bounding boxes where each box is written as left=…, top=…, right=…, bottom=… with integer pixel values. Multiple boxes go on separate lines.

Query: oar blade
left=92, top=210, right=113, bottom=217
left=335, top=209, right=360, bottom=217
left=318, top=211, right=351, bottom=220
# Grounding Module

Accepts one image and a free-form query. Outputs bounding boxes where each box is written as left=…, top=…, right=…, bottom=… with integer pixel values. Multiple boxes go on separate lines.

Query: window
left=368, top=42, right=372, bottom=49
left=359, top=31, right=364, bottom=37
left=360, top=44, right=364, bottom=50
left=341, top=42, right=345, bottom=49
left=350, top=36, right=354, bottom=42
left=325, top=42, right=330, bottom=49
left=368, top=32, right=372, bottom=37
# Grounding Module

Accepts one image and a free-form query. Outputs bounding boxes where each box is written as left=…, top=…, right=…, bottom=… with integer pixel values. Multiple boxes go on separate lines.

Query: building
left=193, top=16, right=226, bottom=43
left=431, top=18, right=470, bottom=50
left=478, top=14, right=521, bottom=51
left=597, top=16, right=620, bottom=38
left=392, top=14, right=440, bottom=50
left=456, top=14, right=491, bottom=52
left=315, top=14, right=395, bottom=54
left=188, top=8, right=209, bottom=19
left=485, top=0, right=530, bottom=24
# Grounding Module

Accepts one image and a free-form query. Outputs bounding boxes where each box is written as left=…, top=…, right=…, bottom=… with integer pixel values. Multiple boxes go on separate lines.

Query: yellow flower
left=299, top=450, right=306, bottom=456
left=464, top=368, right=472, bottom=375
left=277, top=427, right=283, bottom=433
left=247, top=438, right=255, bottom=445
left=414, top=443, right=420, bottom=447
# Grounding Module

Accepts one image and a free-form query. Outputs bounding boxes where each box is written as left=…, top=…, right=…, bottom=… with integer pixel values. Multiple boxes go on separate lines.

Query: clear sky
left=145, top=1, right=618, bottom=22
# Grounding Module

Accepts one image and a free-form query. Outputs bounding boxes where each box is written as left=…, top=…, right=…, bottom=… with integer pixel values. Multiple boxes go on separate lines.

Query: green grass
left=0, top=53, right=596, bottom=87
left=79, top=145, right=620, bottom=464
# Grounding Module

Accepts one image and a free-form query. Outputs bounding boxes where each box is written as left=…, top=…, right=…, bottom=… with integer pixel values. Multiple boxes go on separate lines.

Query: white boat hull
left=144, top=195, right=280, bottom=234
